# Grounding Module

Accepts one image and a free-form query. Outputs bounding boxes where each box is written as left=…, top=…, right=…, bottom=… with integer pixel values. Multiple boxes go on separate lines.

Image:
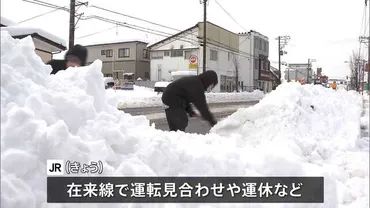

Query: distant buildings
left=148, top=21, right=278, bottom=92
left=284, top=63, right=312, bottom=82
left=85, top=40, right=150, bottom=80
left=1, top=16, right=67, bottom=63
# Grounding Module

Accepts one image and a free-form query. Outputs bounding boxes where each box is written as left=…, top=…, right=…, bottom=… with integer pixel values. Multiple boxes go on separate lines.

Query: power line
left=76, top=25, right=117, bottom=39
left=86, top=14, right=255, bottom=59
left=18, top=8, right=63, bottom=23
left=89, top=15, right=183, bottom=38
left=22, top=0, right=70, bottom=12
left=89, top=5, right=181, bottom=32
left=213, top=0, right=248, bottom=32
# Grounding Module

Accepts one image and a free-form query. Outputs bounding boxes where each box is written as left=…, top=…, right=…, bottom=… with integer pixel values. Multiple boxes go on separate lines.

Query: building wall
left=35, top=49, right=52, bottom=63
left=238, top=34, right=254, bottom=91
left=86, top=42, right=150, bottom=79
left=149, top=26, right=237, bottom=92
left=32, top=37, right=59, bottom=63
left=198, top=22, right=239, bottom=52
left=150, top=29, right=201, bottom=81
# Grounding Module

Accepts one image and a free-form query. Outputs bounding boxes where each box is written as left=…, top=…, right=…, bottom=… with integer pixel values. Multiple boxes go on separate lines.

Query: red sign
left=189, top=55, right=198, bottom=64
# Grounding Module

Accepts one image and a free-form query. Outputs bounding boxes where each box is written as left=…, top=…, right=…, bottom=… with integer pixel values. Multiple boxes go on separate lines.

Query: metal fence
left=134, top=80, right=156, bottom=88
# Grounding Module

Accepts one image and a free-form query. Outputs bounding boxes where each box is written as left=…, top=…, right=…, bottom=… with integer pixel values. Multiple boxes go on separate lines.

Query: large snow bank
left=1, top=31, right=368, bottom=208
left=114, top=88, right=265, bottom=108
left=212, top=83, right=369, bottom=207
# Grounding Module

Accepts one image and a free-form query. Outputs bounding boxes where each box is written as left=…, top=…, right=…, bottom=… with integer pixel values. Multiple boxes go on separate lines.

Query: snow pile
left=212, top=83, right=369, bottom=207
left=1, top=32, right=368, bottom=208
left=116, top=89, right=265, bottom=108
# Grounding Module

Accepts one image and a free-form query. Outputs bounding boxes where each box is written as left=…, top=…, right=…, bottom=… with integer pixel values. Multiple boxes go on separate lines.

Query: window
left=259, top=39, right=262, bottom=50
left=118, top=48, right=130, bottom=58
left=106, top=49, right=113, bottom=57
left=220, top=75, right=226, bottom=91
left=170, top=50, right=183, bottom=57
left=151, top=51, right=163, bottom=59
left=104, top=73, right=112, bottom=77
left=114, top=72, right=119, bottom=79
left=143, top=49, right=149, bottom=58
left=144, top=72, right=150, bottom=79
left=184, top=51, right=192, bottom=59
left=254, top=59, right=259, bottom=70
left=101, top=50, right=105, bottom=55
left=210, top=49, right=218, bottom=61
left=164, top=51, right=170, bottom=56
left=255, top=37, right=259, bottom=49
left=228, top=52, right=231, bottom=61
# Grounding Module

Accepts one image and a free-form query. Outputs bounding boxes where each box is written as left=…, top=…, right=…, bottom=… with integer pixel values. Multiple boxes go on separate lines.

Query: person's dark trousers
left=164, top=107, right=188, bottom=132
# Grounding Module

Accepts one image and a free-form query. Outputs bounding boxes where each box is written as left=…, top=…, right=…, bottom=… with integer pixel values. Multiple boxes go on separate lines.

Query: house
left=84, top=39, right=150, bottom=80
left=238, top=30, right=278, bottom=93
left=1, top=16, right=17, bottom=27
left=1, top=16, right=67, bottom=63
left=148, top=21, right=241, bottom=93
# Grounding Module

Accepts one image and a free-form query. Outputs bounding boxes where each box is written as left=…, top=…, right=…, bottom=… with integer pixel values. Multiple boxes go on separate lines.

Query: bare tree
left=232, top=54, right=240, bottom=92
left=349, top=51, right=361, bottom=91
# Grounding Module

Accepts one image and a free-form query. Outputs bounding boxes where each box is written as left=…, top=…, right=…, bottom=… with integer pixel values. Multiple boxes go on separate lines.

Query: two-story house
left=148, top=21, right=241, bottom=93
left=1, top=16, right=67, bottom=63
left=85, top=40, right=150, bottom=80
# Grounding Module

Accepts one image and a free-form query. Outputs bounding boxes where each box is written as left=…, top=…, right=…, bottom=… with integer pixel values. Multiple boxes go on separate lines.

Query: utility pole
left=368, top=0, right=370, bottom=93
left=69, top=0, right=76, bottom=49
left=276, top=35, right=291, bottom=84
left=307, top=58, right=310, bottom=83
left=201, top=0, right=207, bottom=73
left=278, top=36, right=281, bottom=81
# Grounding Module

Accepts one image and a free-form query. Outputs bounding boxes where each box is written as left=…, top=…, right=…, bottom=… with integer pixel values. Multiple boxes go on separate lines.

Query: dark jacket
left=48, top=44, right=88, bottom=75
left=162, top=70, right=218, bottom=127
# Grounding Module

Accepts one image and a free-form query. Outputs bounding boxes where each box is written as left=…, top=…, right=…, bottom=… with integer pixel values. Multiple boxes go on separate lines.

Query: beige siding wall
left=35, top=49, right=52, bottom=63
left=198, top=22, right=239, bottom=52
left=86, top=42, right=150, bottom=79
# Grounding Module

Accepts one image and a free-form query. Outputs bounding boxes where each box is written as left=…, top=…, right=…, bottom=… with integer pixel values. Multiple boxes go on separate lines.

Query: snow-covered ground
left=108, top=87, right=265, bottom=109
left=1, top=31, right=369, bottom=208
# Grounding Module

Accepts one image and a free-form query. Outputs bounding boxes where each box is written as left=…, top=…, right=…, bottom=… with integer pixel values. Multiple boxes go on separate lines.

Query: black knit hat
left=65, top=44, right=88, bottom=66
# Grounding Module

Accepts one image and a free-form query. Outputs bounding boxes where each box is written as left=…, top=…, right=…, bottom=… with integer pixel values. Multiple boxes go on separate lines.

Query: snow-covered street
left=1, top=31, right=369, bottom=208
left=108, top=86, right=264, bottom=109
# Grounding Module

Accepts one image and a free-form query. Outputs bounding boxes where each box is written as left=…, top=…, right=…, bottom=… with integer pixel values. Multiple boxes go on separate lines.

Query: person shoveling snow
left=161, top=70, right=219, bottom=132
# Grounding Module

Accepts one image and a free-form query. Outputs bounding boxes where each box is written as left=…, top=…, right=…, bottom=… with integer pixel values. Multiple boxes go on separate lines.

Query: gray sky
left=1, top=0, right=367, bottom=78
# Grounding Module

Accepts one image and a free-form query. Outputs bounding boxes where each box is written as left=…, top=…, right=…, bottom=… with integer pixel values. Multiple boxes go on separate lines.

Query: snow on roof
left=1, top=16, right=17, bottom=26
left=171, top=70, right=197, bottom=76
left=1, top=26, right=67, bottom=49
left=85, top=38, right=149, bottom=46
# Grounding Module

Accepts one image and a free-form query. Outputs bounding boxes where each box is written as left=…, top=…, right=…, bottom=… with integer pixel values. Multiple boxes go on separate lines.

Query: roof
left=84, top=38, right=149, bottom=47
left=148, top=21, right=235, bottom=49
left=1, top=16, right=17, bottom=27
left=1, top=26, right=67, bottom=50
left=147, top=24, right=198, bottom=48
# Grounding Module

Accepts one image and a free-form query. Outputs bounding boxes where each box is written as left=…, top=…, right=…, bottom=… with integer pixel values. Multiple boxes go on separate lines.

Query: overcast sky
left=1, top=0, right=367, bottom=78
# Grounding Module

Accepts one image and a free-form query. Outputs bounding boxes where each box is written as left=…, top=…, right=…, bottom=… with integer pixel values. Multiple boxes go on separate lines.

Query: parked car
left=154, top=81, right=171, bottom=94
left=104, top=77, right=115, bottom=89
